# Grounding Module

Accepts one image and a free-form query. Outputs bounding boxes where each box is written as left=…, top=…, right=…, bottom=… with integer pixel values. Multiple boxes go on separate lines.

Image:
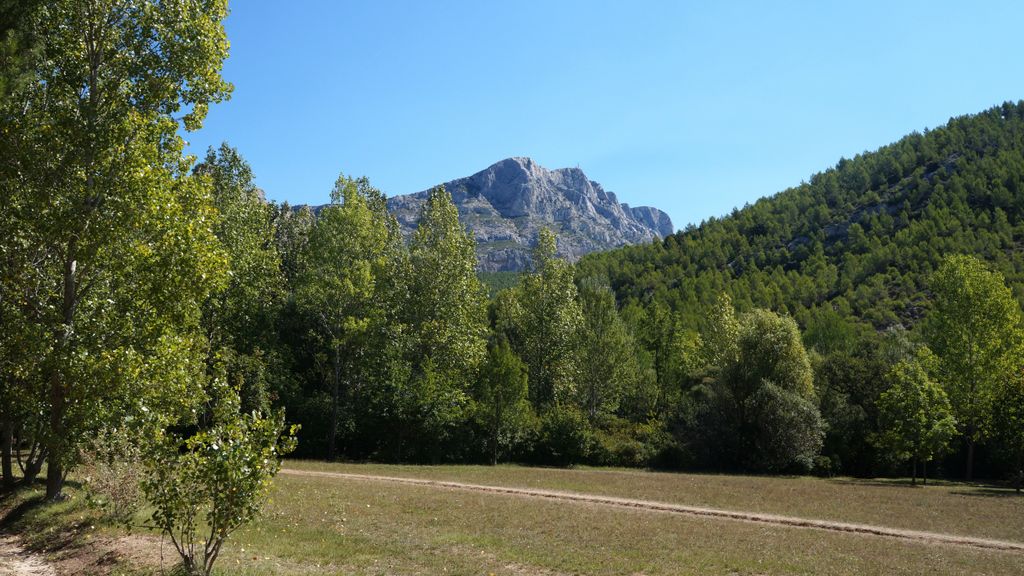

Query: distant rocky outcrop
left=387, top=157, right=673, bottom=272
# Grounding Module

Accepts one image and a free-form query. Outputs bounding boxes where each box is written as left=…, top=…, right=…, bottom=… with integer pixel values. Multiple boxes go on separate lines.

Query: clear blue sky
left=185, top=1, right=1024, bottom=229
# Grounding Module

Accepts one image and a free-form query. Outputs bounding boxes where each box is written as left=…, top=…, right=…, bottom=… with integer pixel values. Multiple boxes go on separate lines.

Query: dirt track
left=0, top=535, right=53, bottom=576
left=281, top=468, right=1024, bottom=553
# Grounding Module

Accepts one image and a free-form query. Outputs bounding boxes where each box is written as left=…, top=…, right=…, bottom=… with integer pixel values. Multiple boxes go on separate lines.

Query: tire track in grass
left=280, top=468, right=1024, bottom=554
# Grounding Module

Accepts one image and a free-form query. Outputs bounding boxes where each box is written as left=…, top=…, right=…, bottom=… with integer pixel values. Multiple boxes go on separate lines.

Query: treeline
left=576, top=101, right=1024, bottom=479
left=188, top=133, right=1024, bottom=483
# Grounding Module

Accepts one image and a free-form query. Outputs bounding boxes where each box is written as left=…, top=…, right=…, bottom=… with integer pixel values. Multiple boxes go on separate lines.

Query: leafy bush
left=531, top=405, right=592, bottom=466
left=142, top=382, right=297, bottom=576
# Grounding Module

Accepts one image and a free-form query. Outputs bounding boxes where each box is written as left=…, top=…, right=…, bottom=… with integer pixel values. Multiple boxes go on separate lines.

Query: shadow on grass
left=827, top=476, right=1024, bottom=497
left=827, top=478, right=930, bottom=489
left=0, top=478, right=95, bottom=554
left=0, top=492, right=46, bottom=530
left=950, top=487, right=1024, bottom=498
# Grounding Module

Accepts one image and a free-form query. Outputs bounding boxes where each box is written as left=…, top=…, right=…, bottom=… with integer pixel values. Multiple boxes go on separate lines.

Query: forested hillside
left=579, top=101, right=1024, bottom=332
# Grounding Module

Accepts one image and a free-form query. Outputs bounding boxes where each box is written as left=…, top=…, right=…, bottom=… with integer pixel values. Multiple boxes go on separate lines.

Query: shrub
left=142, top=381, right=297, bottom=576
left=78, top=427, right=144, bottom=527
left=531, top=405, right=592, bottom=466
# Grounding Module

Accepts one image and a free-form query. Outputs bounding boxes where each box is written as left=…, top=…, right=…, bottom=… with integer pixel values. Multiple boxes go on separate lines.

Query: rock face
left=387, top=157, right=673, bottom=272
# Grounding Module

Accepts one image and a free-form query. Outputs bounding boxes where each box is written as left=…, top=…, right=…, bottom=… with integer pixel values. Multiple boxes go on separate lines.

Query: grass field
left=203, top=461, right=1024, bottom=576
left=5, top=461, right=1023, bottom=575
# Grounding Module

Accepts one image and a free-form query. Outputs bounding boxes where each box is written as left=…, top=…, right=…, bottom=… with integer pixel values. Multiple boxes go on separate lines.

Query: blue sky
left=185, top=1, right=1024, bottom=229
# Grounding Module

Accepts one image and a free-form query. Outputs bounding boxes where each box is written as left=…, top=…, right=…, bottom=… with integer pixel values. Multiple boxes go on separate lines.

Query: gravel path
left=0, top=536, right=53, bottom=576
left=281, top=468, right=1024, bottom=553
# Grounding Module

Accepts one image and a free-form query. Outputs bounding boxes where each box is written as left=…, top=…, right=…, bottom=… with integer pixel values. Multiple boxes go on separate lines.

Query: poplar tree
left=927, top=254, right=1023, bottom=480
left=1, top=0, right=233, bottom=499
left=195, top=144, right=286, bottom=412
left=403, top=186, right=488, bottom=456
left=509, top=229, right=584, bottom=407
left=474, top=339, right=531, bottom=465
left=578, top=278, right=644, bottom=421
left=873, top=349, right=957, bottom=485
left=296, top=175, right=402, bottom=460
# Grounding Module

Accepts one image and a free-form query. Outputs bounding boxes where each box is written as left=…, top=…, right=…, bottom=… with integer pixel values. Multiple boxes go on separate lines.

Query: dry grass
left=207, top=462, right=1024, bottom=575
left=282, top=461, right=1024, bottom=542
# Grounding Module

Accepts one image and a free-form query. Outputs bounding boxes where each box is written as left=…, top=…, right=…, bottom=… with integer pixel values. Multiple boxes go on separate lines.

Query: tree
left=295, top=175, right=402, bottom=460
left=402, top=186, right=488, bottom=458
left=927, top=254, right=1022, bottom=480
left=504, top=229, right=584, bottom=407
left=992, top=374, right=1024, bottom=492
left=1, top=0, right=232, bottom=499
left=474, top=339, right=531, bottom=465
left=274, top=202, right=316, bottom=286
left=699, top=298, right=824, bottom=471
left=577, top=278, right=646, bottom=421
left=195, top=143, right=286, bottom=412
left=873, top=349, right=957, bottom=485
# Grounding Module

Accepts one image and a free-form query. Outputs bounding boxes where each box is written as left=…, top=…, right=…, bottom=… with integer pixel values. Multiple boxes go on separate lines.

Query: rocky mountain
left=387, top=157, right=673, bottom=271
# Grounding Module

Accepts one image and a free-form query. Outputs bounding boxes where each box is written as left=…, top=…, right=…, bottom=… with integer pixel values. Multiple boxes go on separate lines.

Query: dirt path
left=281, top=468, right=1024, bottom=553
left=0, top=535, right=54, bottom=576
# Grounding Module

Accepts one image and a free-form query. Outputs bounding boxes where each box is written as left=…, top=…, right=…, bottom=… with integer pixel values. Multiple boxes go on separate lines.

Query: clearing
left=211, top=462, right=1024, bottom=575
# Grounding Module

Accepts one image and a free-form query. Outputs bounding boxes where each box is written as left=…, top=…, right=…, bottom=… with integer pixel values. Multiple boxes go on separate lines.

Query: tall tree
left=403, top=186, right=488, bottom=458
left=992, top=374, right=1024, bottom=491
left=577, top=277, right=647, bottom=421
left=504, top=229, right=584, bottom=407
left=295, top=175, right=403, bottom=460
left=927, top=254, right=1023, bottom=480
left=1, top=0, right=232, bottom=499
left=195, top=144, right=285, bottom=412
left=873, top=348, right=957, bottom=485
left=474, top=338, right=531, bottom=465
left=700, top=297, right=824, bottom=471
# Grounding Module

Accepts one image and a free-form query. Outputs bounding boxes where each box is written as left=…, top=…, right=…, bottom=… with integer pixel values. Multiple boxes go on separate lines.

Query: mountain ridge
left=387, top=157, right=673, bottom=271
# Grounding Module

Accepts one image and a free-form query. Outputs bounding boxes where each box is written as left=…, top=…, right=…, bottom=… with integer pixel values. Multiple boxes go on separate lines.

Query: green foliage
left=533, top=404, right=592, bottom=466
left=502, top=229, right=584, bottom=407
left=473, top=339, right=533, bottom=464
left=926, top=254, right=1022, bottom=478
left=404, top=186, right=489, bottom=449
left=294, top=174, right=404, bottom=459
left=196, top=143, right=286, bottom=413
left=872, top=348, right=957, bottom=483
left=142, top=378, right=297, bottom=576
left=992, top=374, right=1024, bottom=490
left=579, top=102, right=1024, bottom=336
left=695, top=299, right=824, bottom=471
left=578, top=277, right=654, bottom=421
left=479, top=271, right=521, bottom=296
left=0, top=0, right=233, bottom=498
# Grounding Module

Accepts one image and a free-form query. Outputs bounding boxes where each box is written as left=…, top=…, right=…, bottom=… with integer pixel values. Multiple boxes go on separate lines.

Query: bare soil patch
left=0, top=535, right=54, bottom=576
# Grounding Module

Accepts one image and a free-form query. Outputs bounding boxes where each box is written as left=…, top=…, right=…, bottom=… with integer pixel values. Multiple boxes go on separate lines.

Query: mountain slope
left=387, top=157, right=673, bottom=271
left=577, top=101, right=1024, bottom=333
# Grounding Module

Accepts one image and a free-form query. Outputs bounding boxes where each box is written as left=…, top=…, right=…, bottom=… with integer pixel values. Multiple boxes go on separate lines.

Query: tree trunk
left=491, top=399, right=501, bottom=466
left=966, top=437, right=975, bottom=482
left=1, top=419, right=13, bottom=490
left=47, top=244, right=78, bottom=500
left=328, top=346, right=340, bottom=461
left=911, top=457, right=917, bottom=486
left=922, top=460, right=927, bottom=485
left=45, top=370, right=65, bottom=499
left=1015, top=451, right=1022, bottom=493
left=46, top=360, right=67, bottom=499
